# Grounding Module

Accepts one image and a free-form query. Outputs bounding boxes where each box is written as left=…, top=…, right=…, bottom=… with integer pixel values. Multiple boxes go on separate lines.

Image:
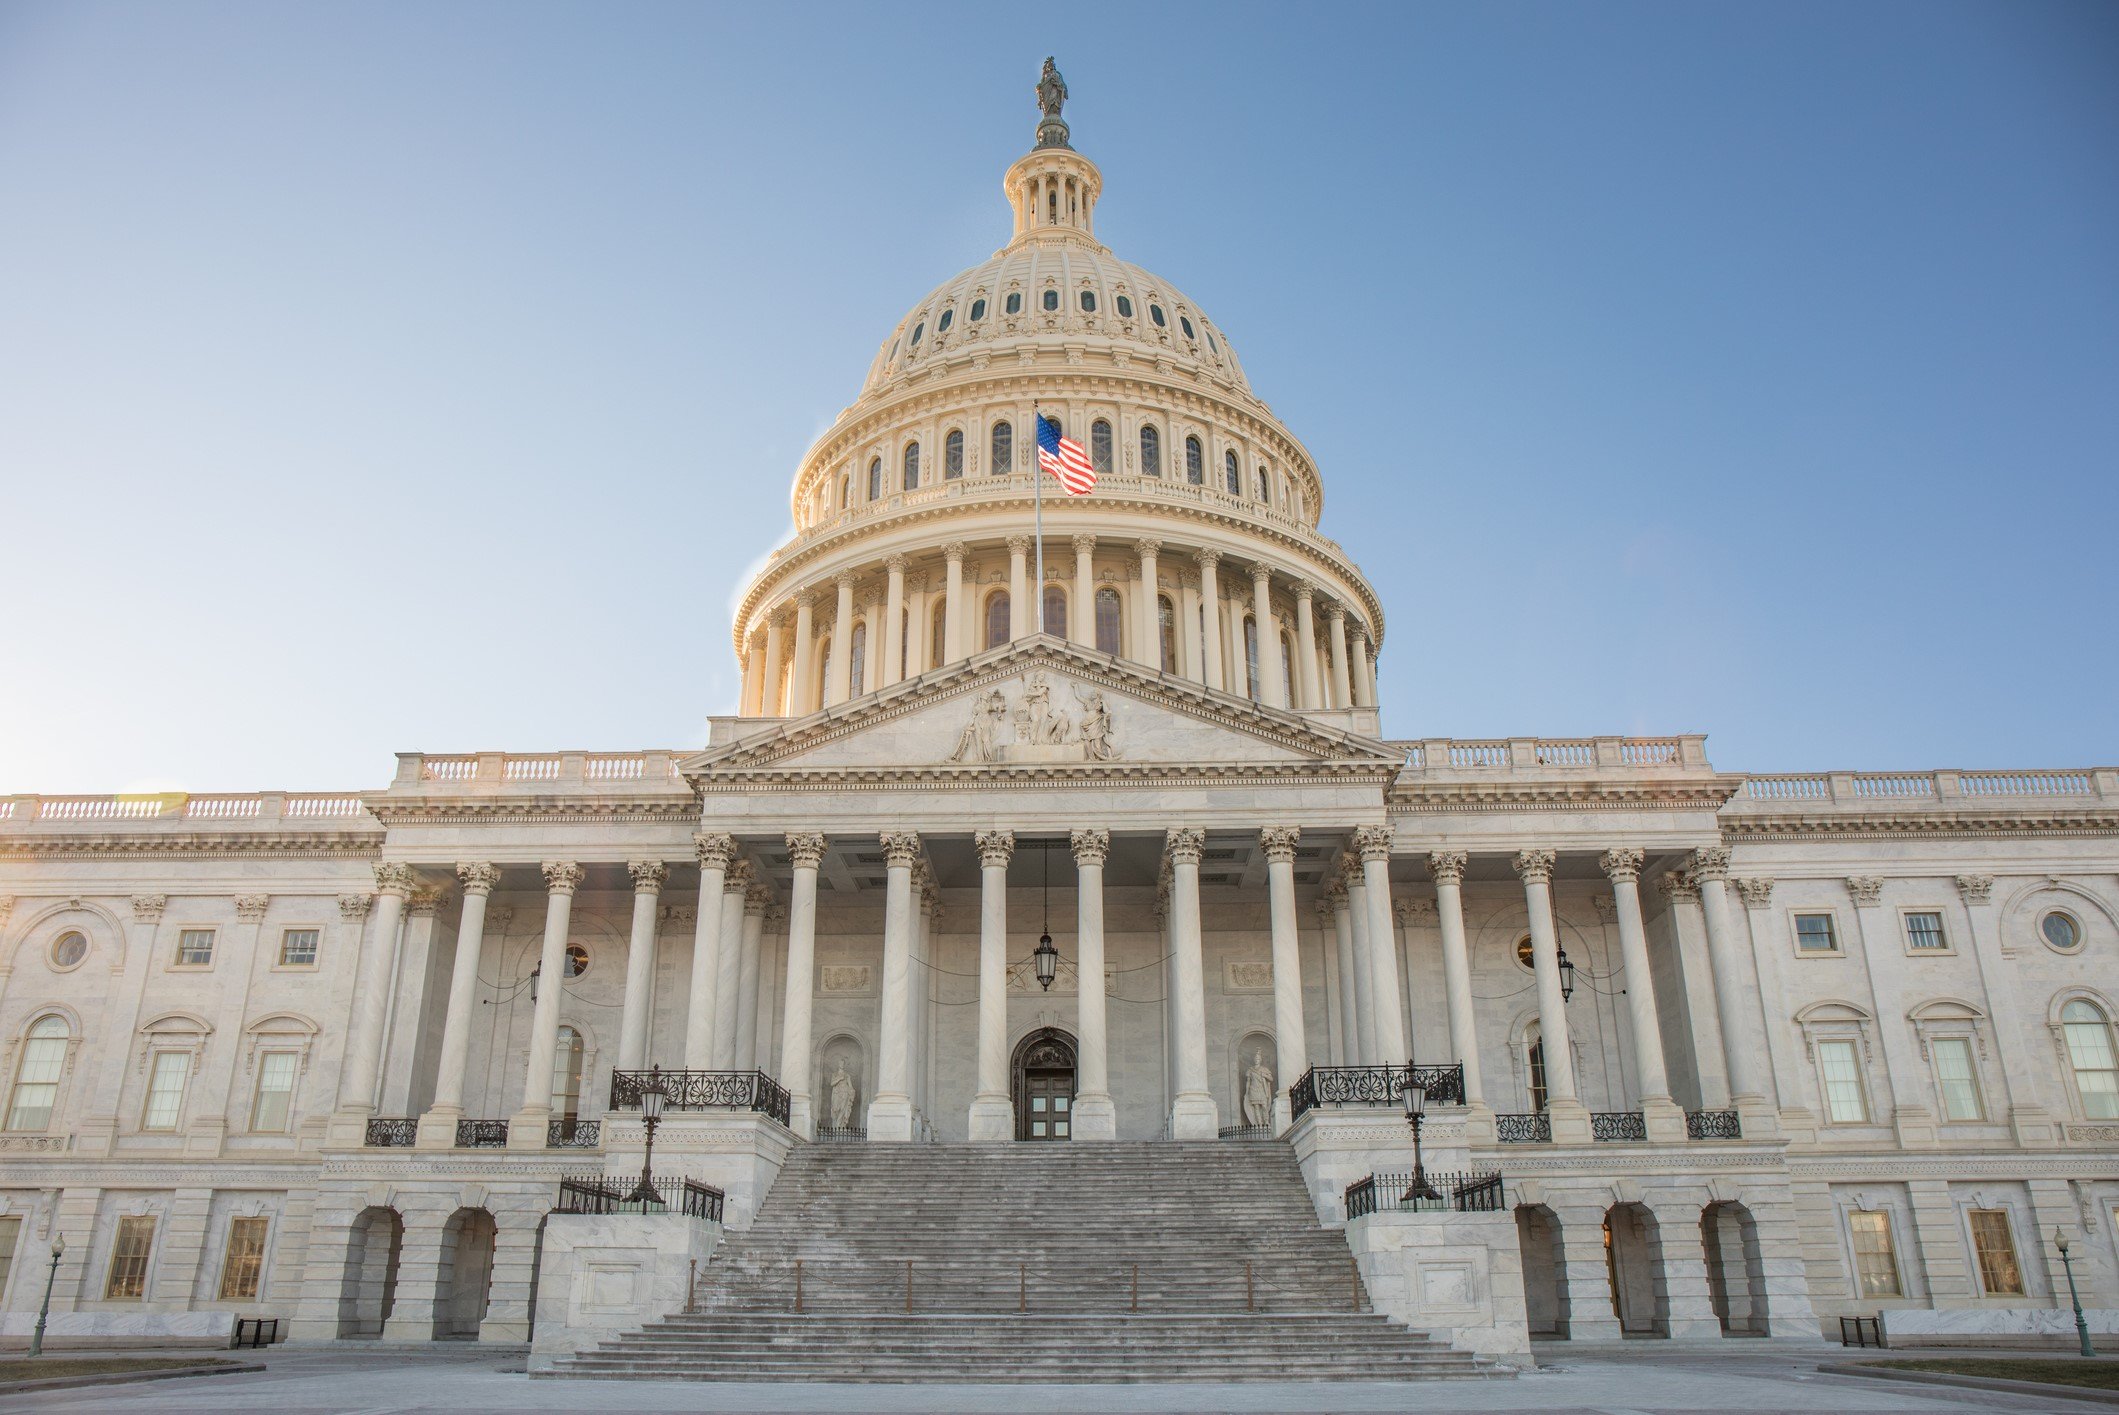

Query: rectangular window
left=142, top=1051, right=191, bottom=1131
left=217, top=1216, right=269, bottom=1301
left=1932, top=1037, right=1982, bottom=1121
left=1968, top=1209, right=2024, bottom=1295
left=1794, top=914, right=1839, bottom=952
left=175, top=929, right=215, bottom=966
left=0, top=1215, right=20, bottom=1299
left=277, top=928, right=319, bottom=967
left=1847, top=1210, right=1901, bottom=1297
left=1818, top=1039, right=1867, bottom=1123
left=251, top=1052, right=297, bottom=1133
left=1905, top=912, right=1948, bottom=951
left=106, top=1214, right=156, bottom=1299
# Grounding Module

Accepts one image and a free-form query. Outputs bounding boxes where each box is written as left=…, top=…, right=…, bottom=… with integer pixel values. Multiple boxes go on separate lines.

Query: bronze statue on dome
left=1035, top=57, right=1071, bottom=150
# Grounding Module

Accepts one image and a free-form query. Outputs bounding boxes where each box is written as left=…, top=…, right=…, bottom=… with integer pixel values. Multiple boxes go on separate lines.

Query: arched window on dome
left=1256, top=466, right=1270, bottom=503
left=867, top=458, right=882, bottom=502
left=903, top=442, right=920, bottom=491
left=849, top=622, right=867, bottom=697
left=1243, top=617, right=1261, bottom=700
left=984, top=592, right=1010, bottom=649
left=813, top=635, right=831, bottom=709
left=1185, top=436, right=1204, bottom=485
left=937, top=307, right=954, bottom=333
left=1116, top=294, right=1134, bottom=319
left=944, top=429, right=964, bottom=479
left=1224, top=449, right=1240, bottom=496
left=1279, top=631, right=1296, bottom=708
left=931, top=600, right=947, bottom=667
left=2063, top=1000, right=2119, bottom=1119
left=991, top=422, right=1013, bottom=476
left=1089, top=420, right=1112, bottom=476
left=1094, top=588, right=1122, bottom=656
left=1140, top=426, right=1162, bottom=477
left=838, top=473, right=850, bottom=510
left=1005, top=292, right=1022, bottom=315
left=1157, top=595, right=1178, bottom=673
left=1042, top=585, right=1066, bottom=637
left=1079, top=290, right=1096, bottom=313
left=1042, top=289, right=1059, bottom=312
left=970, top=298, right=987, bottom=322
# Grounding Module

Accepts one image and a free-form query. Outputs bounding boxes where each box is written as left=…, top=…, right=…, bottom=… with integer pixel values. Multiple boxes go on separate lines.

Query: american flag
left=1036, top=414, right=1097, bottom=495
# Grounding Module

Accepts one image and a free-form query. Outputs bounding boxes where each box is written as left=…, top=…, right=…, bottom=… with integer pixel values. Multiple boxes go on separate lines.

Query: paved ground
left=2, top=1342, right=2105, bottom=1414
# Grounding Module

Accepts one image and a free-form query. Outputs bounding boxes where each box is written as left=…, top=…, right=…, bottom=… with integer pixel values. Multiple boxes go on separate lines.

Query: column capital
left=975, top=829, right=1015, bottom=868
left=1249, top=561, right=1272, bottom=586
left=795, top=588, right=819, bottom=610
left=1165, top=827, right=1206, bottom=865
left=724, top=859, right=756, bottom=895
left=1689, top=844, right=1732, bottom=880
left=374, top=862, right=418, bottom=896
left=1290, top=577, right=1315, bottom=601
left=1071, top=533, right=1097, bottom=554
left=885, top=553, right=908, bottom=574
left=1259, top=826, right=1300, bottom=862
left=628, top=860, right=669, bottom=893
left=1348, top=623, right=1371, bottom=646
left=1069, top=828, right=1111, bottom=867
left=1006, top=535, right=1033, bottom=555
left=457, top=862, right=502, bottom=895
left=1335, top=854, right=1364, bottom=891
left=336, top=894, right=371, bottom=920
left=1427, top=850, right=1468, bottom=885
left=694, top=831, right=738, bottom=871
left=1955, top=874, right=1994, bottom=905
left=834, top=570, right=859, bottom=591
left=745, top=882, right=772, bottom=914
left=785, top=831, right=828, bottom=868
left=541, top=861, right=584, bottom=895
left=943, top=540, right=969, bottom=563
left=1846, top=875, right=1883, bottom=906
left=1353, top=824, right=1394, bottom=863
left=1512, top=849, right=1556, bottom=884
left=880, top=830, right=923, bottom=868
left=1734, top=877, right=1775, bottom=909
left=132, top=894, right=169, bottom=922
left=1324, top=603, right=1346, bottom=624
left=407, top=888, right=444, bottom=917
left=234, top=894, right=271, bottom=922
left=1655, top=872, right=1700, bottom=905
left=1195, top=548, right=1221, bottom=571
left=1313, top=894, right=1337, bottom=925
left=1395, top=898, right=1436, bottom=926
left=1135, top=536, right=1161, bottom=557
left=1598, top=848, right=1645, bottom=883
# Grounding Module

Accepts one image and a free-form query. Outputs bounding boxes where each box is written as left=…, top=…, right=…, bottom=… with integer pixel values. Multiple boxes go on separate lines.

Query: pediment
left=682, top=638, right=1399, bottom=782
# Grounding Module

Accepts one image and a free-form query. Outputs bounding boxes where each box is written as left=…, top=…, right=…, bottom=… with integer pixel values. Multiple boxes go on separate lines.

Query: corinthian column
left=1428, top=851, right=1484, bottom=1112
left=1355, top=826, right=1406, bottom=1066
left=1166, top=828, right=1219, bottom=1137
left=1350, top=626, right=1376, bottom=708
left=790, top=591, right=817, bottom=713
left=1007, top=536, right=1031, bottom=639
left=1692, top=845, right=1771, bottom=1121
left=509, top=861, right=582, bottom=1148
left=969, top=830, right=1015, bottom=1141
left=1291, top=580, right=1321, bottom=709
left=779, top=832, right=826, bottom=1138
left=1322, top=893, right=1358, bottom=1065
left=734, top=882, right=768, bottom=1069
left=1071, top=535, right=1096, bottom=646
left=1070, top=829, right=1116, bottom=1139
left=617, top=861, right=666, bottom=1072
left=1602, top=848, right=1683, bottom=1140
left=337, top=862, right=413, bottom=1121
left=942, top=542, right=967, bottom=663
left=868, top=830, right=921, bottom=1141
left=1196, top=550, right=1226, bottom=690
left=685, top=833, right=733, bottom=1069
left=1515, top=849, right=1589, bottom=1142
left=1325, top=606, right=1352, bottom=708
left=1135, top=539, right=1161, bottom=668
left=1261, top=828, right=1307, bottom=1132
left=827, top=572, right=856, bottom=703
left=711, top=861, right=752, bottom=1068
left=417, top=863, right=497, bottom=1147
left=881, top=554, right=907, bottom=687
left=1251, top=564, right=1284, bottom=706
left=760, top=612, right=786, bottom=715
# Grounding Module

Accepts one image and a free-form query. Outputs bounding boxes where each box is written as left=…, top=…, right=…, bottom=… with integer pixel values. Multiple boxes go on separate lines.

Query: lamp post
left=1400, top=1075, right=1441, bottom=1206
left=28, top=1232, right=64, bottom=1358
left=2054, top=1229, right=2094, bottom=1359
left=628, top=1065, right=667, bottom=1208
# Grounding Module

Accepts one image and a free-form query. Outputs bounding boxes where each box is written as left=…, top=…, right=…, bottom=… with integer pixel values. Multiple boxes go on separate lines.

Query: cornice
left=1721, top=809, right=2119, bottom=841
left=696, top=762, right=1397, bottom=791
left=0, top=830, right=383, bottom=862
left=363, top=797, right=698, bottom=825
left=1388, top=776, right=1739, bottom=813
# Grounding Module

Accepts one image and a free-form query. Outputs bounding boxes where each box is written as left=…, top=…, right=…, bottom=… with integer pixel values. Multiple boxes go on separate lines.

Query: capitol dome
left=731, top=66, right=1385, bottom=726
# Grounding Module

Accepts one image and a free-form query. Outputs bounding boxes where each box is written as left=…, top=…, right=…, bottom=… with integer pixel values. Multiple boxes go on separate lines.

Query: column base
left=1169, top=1092, right=1219, bottom=1140
left=324, top=1107, right=374, bottom=1149
left=1642, top=1096, right=1686, bottom=1144
left=1071, top=1092, right=1117, bottom=1141
left=866, top=1094, right=914, bottom=1142
left=968, top=1095, right=1014, bottom=1143
left=788, top=1092, right=815, bottom=1143
left=1734, top=1094, right=1781, bottom=1141
left=71, top=1116, right=118, bottom=1157
left=2008, top=1103, right=2061, bottom=1148
left=506, top=1105, right=552, bottom=1150
left=415, top=1107, right=463, bottom=1150
left=1545, top=1099, right=1592, bottom=1145
left=1460, top=1102, right=1496, bottom=1146
left=381, top=1314, right=435, bottom=1342
left=1272, top=1095, right=1294, bottom=1136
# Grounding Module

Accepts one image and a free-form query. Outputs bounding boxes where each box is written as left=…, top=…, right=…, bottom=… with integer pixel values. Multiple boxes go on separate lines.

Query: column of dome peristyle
left=1004, top=145, right=1103, bottom=242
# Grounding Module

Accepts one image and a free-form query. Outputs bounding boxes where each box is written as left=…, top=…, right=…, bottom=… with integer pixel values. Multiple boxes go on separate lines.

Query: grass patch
left=0, top=1356, right=239, bottom=1382
left=1865, top=1357, right=2119, bottom=1391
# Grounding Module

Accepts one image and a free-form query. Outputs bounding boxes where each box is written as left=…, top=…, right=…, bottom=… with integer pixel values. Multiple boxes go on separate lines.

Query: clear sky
left=2, top=1, right=2114, bottom=794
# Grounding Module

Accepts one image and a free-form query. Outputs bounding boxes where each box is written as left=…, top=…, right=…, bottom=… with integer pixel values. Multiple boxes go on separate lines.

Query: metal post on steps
left=1350, top=1255, right=1361, bottom=1311
left=793, top=1258, right=803, bottom=1314
left=1131, top=1262, right=1139, bottom=1313
left=1245, top=1259, right=1255, bottom=1312
left=905, top=1259, right=914, bottom=1314
left=686, top=1259, right=696, bottom=1315
left=1018, top=1262, right=1026, bottom=1314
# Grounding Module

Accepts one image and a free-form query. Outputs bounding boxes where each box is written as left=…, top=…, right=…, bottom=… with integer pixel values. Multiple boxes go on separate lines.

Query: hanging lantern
left=1557, top=945, right=1577, bottom=1003
left=1033, top=930, right=1059, bottom=991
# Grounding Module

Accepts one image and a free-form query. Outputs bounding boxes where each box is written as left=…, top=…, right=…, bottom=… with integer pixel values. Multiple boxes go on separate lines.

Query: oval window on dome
left=888, top=339, right=899, bottom=361
left=938, top=308, right=953, bottom=333
left=910, top=321, right=925, bottom=345
left=1116, top=295, right=1134, bottom=319
left=1180, top=315, right=1196, bottom=340
left=1149, top=304, right=1166, bottom=328
left=1005, top=293, right=1023, bottom=315
left=970, top=298, right=987, bottom=321
left=1079, top=290, right=1096, bottom=313
left=1042, top=289, right=1059, bottom=312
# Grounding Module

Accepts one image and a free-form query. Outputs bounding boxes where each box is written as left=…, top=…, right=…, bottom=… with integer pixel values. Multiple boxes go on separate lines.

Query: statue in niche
left=1242, top=1050, right=1275, bottom=1129
left=1074, top=687, right=1115, bottom=761
left=826, top=1059, right=859, bottom=1132
left=947, top=688, right=1009, bottom=763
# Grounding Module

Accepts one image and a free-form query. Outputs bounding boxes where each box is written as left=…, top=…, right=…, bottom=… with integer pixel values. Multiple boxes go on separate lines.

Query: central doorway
left=1012, top=1027, right=1077, bottom=1141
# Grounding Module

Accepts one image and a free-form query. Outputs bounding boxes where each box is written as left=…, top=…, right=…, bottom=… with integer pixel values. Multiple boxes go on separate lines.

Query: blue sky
left=2, top=1, right=2113, bottom=793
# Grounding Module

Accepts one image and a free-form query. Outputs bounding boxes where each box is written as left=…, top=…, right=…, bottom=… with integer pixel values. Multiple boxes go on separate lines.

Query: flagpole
left=1032, top=401, right=1045, bottom=637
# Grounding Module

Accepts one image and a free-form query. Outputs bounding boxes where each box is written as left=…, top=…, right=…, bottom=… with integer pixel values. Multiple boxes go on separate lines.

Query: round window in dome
left=1180, top=315, right=1196, bottom=340
left=1005, top=293, right=1022, bottom=315
left=565, top=943, right=590, bottom=979
left=1149, top=304, right=1166, bottom=327
left=970, top=298, right=987, bottom=321
left=1042, top=289, right=1059, bottom=312
left=1116, top=295, right=1134, bottom=319
left=1080, top=290, right=1096, bottom=313
left=910, top=321, right=924, bottom=345
left=51, top=931, right=88, bottom=969
left=937, top=308, right=953, bottom=332
left=2042, top=911, right=2082, bottom=952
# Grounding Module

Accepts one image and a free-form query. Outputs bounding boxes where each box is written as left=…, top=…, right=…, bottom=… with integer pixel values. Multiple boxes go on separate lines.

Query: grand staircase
left=544, top=1140, right=1509, bottom=1382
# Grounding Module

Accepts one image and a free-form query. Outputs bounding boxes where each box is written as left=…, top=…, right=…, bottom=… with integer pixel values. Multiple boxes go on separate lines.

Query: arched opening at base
left=337, top=1207, right=403, bottom=1339
left=438, top=1207, right=497, bottom=1339
left=1604, top=1202, right=1670, bottom=1336
left=1702, top=1200, right=1769, bottom=1334
left=1011, top=1027, right=1077, bottom=1141
left=1515, top=1204, right=1568, bottom=1338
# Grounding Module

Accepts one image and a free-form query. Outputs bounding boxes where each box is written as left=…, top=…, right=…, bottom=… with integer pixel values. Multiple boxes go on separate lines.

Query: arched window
left=549, top=1026, right=584, bottom=1120
left=937, top=307, right=954, bottom=333
left=1243, top=617, right=1261, bottom=699
left=1256, top=466, right=1271, bottom=502
left=931, top=600, right=947, bottom=666
left=1042, top=288, right=1059, bottom=311
left=1095, top=587, right=1122, bottom=655
left=1526, top=1024, right=1548, bottom=1113
left=1224, top=449, right=1240, bottom=495
left=1185, top=436, right=1204, bottom=484
left=984, top=592, right=1010, bottom=649
left=838, top=473, right=850, bottom=509
left=944, top=429, right=964, bottom=479
left=991, top=421, right=1013, bottom=476
left=1079, top=290, right=1096, bottom=312
left=1116, top=294, right=1134, bottom=319
left=1140, top=426, right=1162, bottom=477
left=1280, top=632, right=1295, bottom=707
left=1042, top=585, right=1066, bottom=636
left=1005, top=292, right=1022, bottom=315
left=1089, top=419, right=1113, bottom=475
left=814, top=635, right=830, bottom=709
left=902, top=442, right=920, bottom=491
left=1157, top=595, right=1177, bottom=672
left=849, top=622, right=867, bottom=697
left=6, top=1016, right=67, bottom=1131
left=2062, top=1000, right=2119, bottom=1119
left=910, top=321, right=924, bottom=346
left=970, top=297, right=987, bottom=321
left=866, top=458, right=882, bottom=501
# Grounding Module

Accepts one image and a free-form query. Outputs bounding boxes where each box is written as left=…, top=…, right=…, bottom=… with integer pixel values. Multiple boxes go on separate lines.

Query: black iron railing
left=1687, top=1108, right=1742, bottom=1140
left=1494, top=1112, right=1552, bottom=1143
left=610, top=1069, right=792, bottom=1127
left=364, top=1117, right=417, bottom=1148
left=555, top=1174, right=724, bottom=1224
left=1288, top=1063, right=1466, bottom=1121
left=548, top=1117, right=601, bottom=1148
left=1345, top=1170, right=1506, bottom=1219
left=1217, top=1123, right=1275, bottom=1141
left=1591, top=1110, right=1647, bottom=1142
left=455, top=1118, right=509, bottom=1149
left=815, top=1125, right=866, bottom=1143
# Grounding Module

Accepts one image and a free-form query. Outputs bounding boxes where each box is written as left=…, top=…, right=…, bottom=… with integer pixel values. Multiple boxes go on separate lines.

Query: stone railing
left=392, top=751, right=687, bottom=792
left=1733, top=769, right=2116, bottom=810
left=1397, top=736, right=1709, bottom=773
left=4, top=792, right=376, bottom=826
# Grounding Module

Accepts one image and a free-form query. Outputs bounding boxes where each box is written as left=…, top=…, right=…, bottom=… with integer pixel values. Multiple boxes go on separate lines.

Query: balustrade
left=1494, top=1112, right=1551, bottom=1144
left=454, top=1118, right=509, bottom=1148
left=547, top=1117, right=601, bottom=1148
left=556, top=1174, right=724, bottom=1223
left=609, top=1068, right=792, bottom=1127
left=1288, top=1063, right=1465, bottom=1121
left=1344, top=1171, right=1504, bottom=1219
left=364, top=1117, right=417, bottom=1148
left=1685, top=1109, right=1742, bottom=1140
left=1590, top=1110, right=1647, bottom=1142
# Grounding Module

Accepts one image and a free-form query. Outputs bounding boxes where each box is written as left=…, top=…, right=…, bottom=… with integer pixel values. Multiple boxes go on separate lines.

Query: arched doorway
left=338, top=1207, right=403, bottom=1338
left=1701, top=1201, right=1768, bottom=1334
left=1515, top=1205, right=1567, bottom=1338
left=1011, top=1027, right=1077, bottom=1141
left=1604, top=1203, right=1669, bottom=1336
left=437, top=1208, right=497, bottom=1339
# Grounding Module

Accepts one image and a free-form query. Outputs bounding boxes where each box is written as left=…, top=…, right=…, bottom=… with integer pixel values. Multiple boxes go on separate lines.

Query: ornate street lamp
left=627, top=1065, right=667, bottom=1207
left=28, top=1232, right=64, bottom=1358
left=1032, top=839, right=1060, bottom=991
left=1399, top=1076, right=1442, bottom=1206
left=2054, top=1229, right=2094, bottom=1358
left=1556, top=946, right=1577, bottom=1004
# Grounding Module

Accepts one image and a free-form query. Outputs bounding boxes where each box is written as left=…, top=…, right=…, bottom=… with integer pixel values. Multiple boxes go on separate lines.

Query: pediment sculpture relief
left=946, top=670, right=1117, bottom=765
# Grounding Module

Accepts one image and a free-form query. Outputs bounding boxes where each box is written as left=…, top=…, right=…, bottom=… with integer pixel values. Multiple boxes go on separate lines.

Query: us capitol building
left=1, top=66, right=2113, bottom=1370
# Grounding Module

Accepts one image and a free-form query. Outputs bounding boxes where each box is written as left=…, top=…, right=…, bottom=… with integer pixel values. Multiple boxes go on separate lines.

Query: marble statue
left=1074, top=686, right=1115, bottom=761
left=827, top=1059, right=858, bottom=1131
left=1242, top=1049, right=1274, bottom=1129
left=947, top=688, right=1009, bottom=763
